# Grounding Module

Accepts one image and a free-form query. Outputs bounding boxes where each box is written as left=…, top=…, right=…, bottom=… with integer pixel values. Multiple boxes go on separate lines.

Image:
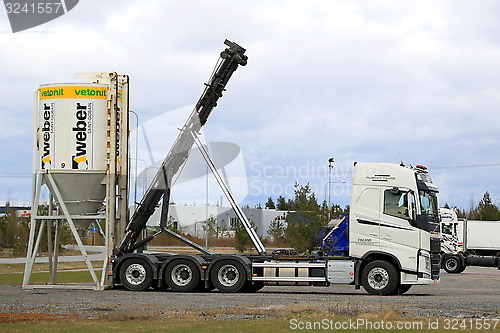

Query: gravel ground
left=0, top=267, right=499, bottom=321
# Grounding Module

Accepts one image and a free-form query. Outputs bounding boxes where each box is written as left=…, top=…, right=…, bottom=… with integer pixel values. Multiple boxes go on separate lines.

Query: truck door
left=380, top=187, right=419, bottom=271
left=349, top=186, right=381, bottom=256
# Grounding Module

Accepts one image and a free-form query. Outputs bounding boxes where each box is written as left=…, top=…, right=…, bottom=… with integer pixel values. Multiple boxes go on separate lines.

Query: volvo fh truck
left=110, top=40, right=441, bottom=295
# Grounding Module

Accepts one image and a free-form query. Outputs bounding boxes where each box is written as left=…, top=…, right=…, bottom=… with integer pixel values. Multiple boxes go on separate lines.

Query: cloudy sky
left=1, top=0, right=500, bottom=210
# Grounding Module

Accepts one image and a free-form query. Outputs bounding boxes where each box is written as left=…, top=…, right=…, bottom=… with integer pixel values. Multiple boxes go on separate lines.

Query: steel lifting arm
left=191, top=131, right=267, bottom=255
left=118, top=40, right=247, bottom=254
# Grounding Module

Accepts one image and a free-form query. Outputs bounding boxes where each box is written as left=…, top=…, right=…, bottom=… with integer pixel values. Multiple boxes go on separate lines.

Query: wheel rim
left=171, top=264, right=193, bottom=286
left=217, top=264, right=239, bottom=287
left=445, top=258, right=457, bottom=271
left=367, top=267, right=389, bottom=291
left=125, top=263, right=146, bottom=286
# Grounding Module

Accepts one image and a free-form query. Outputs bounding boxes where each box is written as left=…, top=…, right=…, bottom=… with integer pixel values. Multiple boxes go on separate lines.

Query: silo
left=38, top=83, right=109, bottom=234
left=24, top=73, right=129, bottom=290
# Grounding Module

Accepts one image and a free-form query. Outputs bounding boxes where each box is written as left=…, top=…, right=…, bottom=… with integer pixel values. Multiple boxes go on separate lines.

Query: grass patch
left=0, top=270, right=102, bottom=285
left=1, top=308, right=499, bottom=333
left=0, top=262, right=103, bottom=274
left=1, top=317, right=287, bottom=333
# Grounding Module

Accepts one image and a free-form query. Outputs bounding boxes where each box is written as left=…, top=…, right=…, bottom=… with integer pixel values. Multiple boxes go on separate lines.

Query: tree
left=233, top=218, right=258, bottom=253
left=265, top=197, right=275, bottom=209
left=267, top=217, right=285, bottom=240
left=285, top=183, right=328, bottom=254
left=476, top=192, right=500, bottom=221
left=165, top=216, right=182, bottom=233
left=205, top=215, right=218, bottom=238
left=276, top=196, right=288, bottom=210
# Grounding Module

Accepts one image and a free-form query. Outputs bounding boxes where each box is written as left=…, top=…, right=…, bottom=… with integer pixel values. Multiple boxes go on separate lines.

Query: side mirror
left=407, top=192, right=416, bottom=221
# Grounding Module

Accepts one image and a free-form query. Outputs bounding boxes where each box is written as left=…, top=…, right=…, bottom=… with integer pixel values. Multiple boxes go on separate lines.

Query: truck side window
left=383, top=189, right=409, bottom=220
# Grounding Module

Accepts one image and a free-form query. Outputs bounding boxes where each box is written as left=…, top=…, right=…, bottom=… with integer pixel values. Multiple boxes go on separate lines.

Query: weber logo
left=72, top=102, right=92, bottom=169
left=41, top=102, right=54, bottom=169
left=4, top=0, right=79, bottom=33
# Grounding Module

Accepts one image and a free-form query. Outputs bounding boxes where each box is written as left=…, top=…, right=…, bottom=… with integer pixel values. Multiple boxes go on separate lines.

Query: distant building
left=0, top=203, right=31, bottom=218
left=144, top=204, right=288, bottom=238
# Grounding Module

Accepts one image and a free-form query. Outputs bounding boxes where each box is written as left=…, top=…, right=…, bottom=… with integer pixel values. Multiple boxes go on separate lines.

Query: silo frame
left=23, top=73, right=129, bottom=290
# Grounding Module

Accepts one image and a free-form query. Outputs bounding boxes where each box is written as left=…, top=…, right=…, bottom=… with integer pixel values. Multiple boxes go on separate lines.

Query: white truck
left=111, top=41, right=441, bottom=295
left=440, top=208, right=500, bottom=273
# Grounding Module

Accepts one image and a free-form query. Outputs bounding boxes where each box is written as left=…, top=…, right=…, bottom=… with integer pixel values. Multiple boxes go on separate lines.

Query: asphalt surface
left=0, top=266, right=499, bottom=321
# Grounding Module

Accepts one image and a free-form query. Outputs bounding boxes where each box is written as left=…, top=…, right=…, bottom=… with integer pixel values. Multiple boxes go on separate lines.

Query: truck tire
left=443, top=255, right=463, bottom=274
left=242, top=281, right=265, bottom=293
left=120, top=258, right=153, bottom=291
left=361, top=260, right=398, bottom=296
left=164, top=260, right=201, bottom=292
left=210, top=260, right=247, bottom=293
left=394, top=284, right=412, bottom=295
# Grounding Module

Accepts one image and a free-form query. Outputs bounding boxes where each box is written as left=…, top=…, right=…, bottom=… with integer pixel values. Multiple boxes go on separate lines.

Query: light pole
left=328, top=158, right=334, bottom=219
left=324, top=181, right=346, bottom=219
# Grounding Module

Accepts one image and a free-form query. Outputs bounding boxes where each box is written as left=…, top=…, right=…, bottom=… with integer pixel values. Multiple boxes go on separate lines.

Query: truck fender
left=207, top=255, right=253, bottom=281
left=114, top=253, right=160, bottom=282
left=354, top=251, right=403, bottom=289
left=457, top=253, right=466, bottom=267
left=159, top=254, right=209, bottom=280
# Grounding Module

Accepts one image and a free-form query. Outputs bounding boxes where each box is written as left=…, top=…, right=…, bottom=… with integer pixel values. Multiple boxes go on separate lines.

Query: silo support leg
left=46, top=173, right=100, bottom=287
left=23, top=173, right=42, bottom=288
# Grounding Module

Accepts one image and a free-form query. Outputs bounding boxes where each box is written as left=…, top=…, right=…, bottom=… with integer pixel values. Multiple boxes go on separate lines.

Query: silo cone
left=47, top=171, right=106, bottom=236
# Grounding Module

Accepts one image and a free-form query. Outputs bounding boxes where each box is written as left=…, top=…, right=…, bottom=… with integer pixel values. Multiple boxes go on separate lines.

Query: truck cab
left=349, top=163, right=441, bottom=287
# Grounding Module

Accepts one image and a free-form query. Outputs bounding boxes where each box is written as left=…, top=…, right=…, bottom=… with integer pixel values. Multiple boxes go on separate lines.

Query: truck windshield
left=419, top=191, right=439, bottom=217
left=441, top=223, right=454, bottom=235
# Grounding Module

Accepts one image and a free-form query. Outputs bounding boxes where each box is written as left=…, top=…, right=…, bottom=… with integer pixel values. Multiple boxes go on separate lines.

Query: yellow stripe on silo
left=40, top=86, right=108, bottom=100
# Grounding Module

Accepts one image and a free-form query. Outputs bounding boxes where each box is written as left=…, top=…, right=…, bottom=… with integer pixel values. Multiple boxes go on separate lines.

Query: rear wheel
left=164, top=260, right=201, bottom=292
left=361, top=260, right=398, bottom=296
left=211, top=260, right=247, bottom=292
left=443, top=255, right=463, bottom=274
left=120, top=258, right=153, bottom=291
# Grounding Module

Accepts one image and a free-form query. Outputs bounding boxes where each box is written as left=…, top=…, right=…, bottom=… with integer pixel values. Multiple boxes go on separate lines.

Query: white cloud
left=1, top=0, right=499, bottom=209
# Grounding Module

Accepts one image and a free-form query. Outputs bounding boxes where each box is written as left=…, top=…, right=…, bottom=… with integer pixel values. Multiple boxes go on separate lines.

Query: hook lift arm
left=117, top=40, right=248, bottom=255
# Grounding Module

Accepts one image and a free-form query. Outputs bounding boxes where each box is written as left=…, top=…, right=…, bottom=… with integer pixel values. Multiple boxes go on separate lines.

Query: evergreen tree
left=476, top=192, right=500, bottom=220
left=265, top=197, right=275, bottom=209
left=203, top=215, right=217, bottom=238
left=233, top=218, right=258, bottom=253
left=285, top=183, right=328, bottom=253
left=276, top=196, right=288, bottom=210
left=267, top=217, right=285, bottom=239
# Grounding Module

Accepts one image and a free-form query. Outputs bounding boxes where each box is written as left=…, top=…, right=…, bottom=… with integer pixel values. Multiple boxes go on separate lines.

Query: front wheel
left=120, top=258, right=153, bottom=291
left=361, top=260, right=398, bottom=296
left=443, top=255, right=463, bottom=274
left=210, top=260, right=247, bottom=292
left=242, top=281, right=265, bottom=293
left=393, top=284, right=412, bottom=295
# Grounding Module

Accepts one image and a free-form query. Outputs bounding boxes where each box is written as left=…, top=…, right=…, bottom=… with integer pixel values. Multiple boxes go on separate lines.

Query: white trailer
left=439, top=208, right=500, bottom=273
left=465, top=220, right=500, bottom=255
